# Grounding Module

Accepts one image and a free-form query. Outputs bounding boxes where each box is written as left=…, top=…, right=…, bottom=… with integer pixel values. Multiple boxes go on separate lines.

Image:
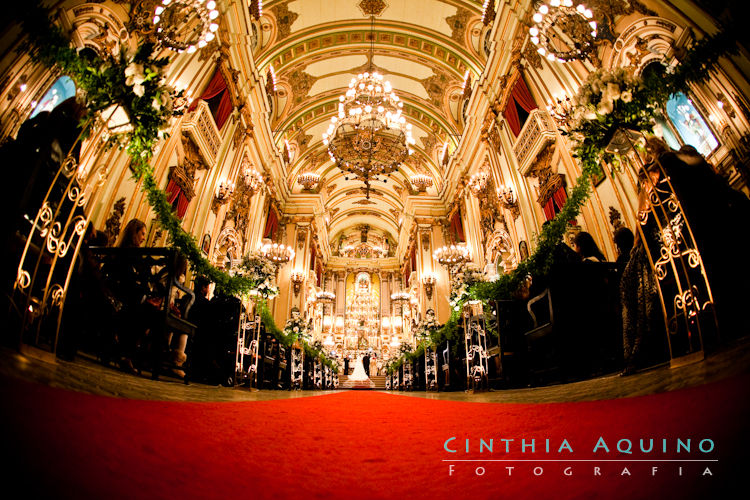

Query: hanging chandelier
left=434, top=244, right=470, bottom=267
left=260, top=242, right=294, bottom=264
left=529, top=1, right=597, bottom=63
left=322, top=70, right=416, bottom=198
left=152, top=0, right=220, bottom=54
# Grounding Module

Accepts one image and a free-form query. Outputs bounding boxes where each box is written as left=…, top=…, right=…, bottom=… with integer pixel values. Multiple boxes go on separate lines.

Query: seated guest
left=189, top=276, right=213, bottom=381
left=572, top=231, right=605, bottom=263
left=166, top=254, right=190, bottom=378
left=108, top=218, right=152, bottom=374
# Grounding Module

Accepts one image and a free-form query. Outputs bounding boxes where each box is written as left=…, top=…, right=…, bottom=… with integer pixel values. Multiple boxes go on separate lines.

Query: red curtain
left=552, top=187, right=567, bottom=211
left=450, top=209, right=465, bottom=243
left=263, top=207, right=279, bottom=240
left=189, top=69, right=232, bottom=129
left=166, top=179, right=189, bottom=219
left=543, top=199, right=556, bottom=221
left=503, top=76, right=538, bottom=136
left=310, top=244, right=316, bottom=272
left=542, top=187, right=570, bottom=222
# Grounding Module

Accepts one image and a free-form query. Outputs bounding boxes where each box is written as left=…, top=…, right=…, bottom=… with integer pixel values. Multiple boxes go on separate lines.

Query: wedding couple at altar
left=349, top=353, right=371, bottom=382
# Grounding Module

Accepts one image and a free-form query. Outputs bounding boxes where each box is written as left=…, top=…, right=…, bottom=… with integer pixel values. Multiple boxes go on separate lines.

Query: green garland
left=18, top=5, right=737, bottom=373
left=385, top=28, right=738, bottom=372
left=257, top=301, right=337, bottom=372
left=20, top=4, right=259, bottom=296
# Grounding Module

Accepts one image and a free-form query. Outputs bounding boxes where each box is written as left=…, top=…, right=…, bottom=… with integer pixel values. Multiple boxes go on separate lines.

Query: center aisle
left=1, top=374, right=748, bottom=499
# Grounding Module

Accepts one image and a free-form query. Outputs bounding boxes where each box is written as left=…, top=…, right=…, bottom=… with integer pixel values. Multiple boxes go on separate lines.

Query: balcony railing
left=513, top=109, right=557, bottom=175
left=181, top=100, right=221, bottom=167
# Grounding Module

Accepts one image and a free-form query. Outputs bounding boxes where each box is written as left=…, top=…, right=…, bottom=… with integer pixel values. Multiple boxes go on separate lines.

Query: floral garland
left=19, top=4, right=260, bottom=296
left=257, top=301, right=337, bottom=371
left=386, top=30, right=738, bottom=373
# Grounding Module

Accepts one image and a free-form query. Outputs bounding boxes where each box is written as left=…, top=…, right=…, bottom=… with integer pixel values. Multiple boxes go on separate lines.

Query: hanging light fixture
left=529, top=1, right=597, bottom=63
left=152, top=0, right=220, bottom=54
left=433, top=244, right=471, bottom=267
left=260, top=242, right=294, bottom=264
left=322, top=17, right=416, bottom=198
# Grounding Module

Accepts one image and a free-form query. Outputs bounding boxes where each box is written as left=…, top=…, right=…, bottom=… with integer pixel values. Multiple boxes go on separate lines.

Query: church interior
left=1, top=0, right=749, bottom=498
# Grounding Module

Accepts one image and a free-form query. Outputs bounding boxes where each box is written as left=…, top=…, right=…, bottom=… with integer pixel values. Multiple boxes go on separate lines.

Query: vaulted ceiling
left=252, top=0, right=491, bottom=250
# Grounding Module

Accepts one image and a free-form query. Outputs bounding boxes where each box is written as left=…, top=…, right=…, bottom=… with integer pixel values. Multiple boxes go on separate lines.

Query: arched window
left=29, top=76, right=76, bottom=119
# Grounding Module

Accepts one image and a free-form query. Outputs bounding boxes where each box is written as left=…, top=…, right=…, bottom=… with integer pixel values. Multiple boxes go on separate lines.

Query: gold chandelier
left=323, top=70, right=416, bottom=198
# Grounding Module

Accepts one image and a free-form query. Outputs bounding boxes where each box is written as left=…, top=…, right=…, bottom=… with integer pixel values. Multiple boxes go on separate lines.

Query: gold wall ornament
left=211, top=179, right=235, bottom=213
left=103, top=197, right=126, bottom=246
left=481, top=0, right=496, bottom=26
left=497, top=184, right=520, bottom=219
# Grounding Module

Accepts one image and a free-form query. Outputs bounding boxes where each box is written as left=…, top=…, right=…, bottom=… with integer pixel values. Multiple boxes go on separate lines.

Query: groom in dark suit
left=362, top=354, right=370, bottom=376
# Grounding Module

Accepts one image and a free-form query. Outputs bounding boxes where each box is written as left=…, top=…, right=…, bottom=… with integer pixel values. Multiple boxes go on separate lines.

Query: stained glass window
left=665, top=92, right=719, bottom=156
left=29, top=76, right=76, bottom=119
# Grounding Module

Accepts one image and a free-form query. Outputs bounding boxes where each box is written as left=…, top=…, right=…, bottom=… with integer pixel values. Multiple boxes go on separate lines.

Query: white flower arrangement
left=236, top=251, right=279, bottom=299
left=449, top=268, right=485, bottom=311
left=568, top=68, right=650, bottom=132
left=284, top=315, right=310, bottom=343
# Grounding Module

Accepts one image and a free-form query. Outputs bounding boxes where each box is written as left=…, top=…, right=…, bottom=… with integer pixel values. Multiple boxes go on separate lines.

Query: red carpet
left=1, top=375, right=749, bottom=499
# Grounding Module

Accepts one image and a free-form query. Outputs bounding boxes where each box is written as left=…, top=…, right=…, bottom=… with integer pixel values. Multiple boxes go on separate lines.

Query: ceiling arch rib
left=255, top=19, right=486, bottom=78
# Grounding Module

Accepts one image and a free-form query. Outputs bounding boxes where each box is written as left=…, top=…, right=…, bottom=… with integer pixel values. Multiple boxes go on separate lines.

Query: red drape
left=189, top=69, right=232, bottom=130
left=552, top=186, right=568, bottom=211
left=543, top=199, right=556, bottom=221
left=263, top=207, right=279, bottom=240
left=542, top=187, right=570, bottom=222
left=450, top=209, right=465, bottom=243
left=502, top=76, right=538, bottom=136
left=166, top=179, right=189, bottom=219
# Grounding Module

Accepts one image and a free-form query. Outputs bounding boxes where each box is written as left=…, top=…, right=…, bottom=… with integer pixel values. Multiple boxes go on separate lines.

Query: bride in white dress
left=348, top=354, right=370, bottom=381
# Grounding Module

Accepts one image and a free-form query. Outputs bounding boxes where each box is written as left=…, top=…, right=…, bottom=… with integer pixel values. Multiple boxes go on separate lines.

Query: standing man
left=363, top=353, right=370, bottom=376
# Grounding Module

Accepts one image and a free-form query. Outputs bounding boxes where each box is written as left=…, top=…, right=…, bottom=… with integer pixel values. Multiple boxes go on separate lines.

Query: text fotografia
left=443, top=437, right=717, bottom=477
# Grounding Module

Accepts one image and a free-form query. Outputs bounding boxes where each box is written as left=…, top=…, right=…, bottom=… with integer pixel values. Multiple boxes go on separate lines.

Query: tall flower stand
left=290, top=341, right=304, bottom=390
left=314, top=360, right=323, bottom=389
left=403, top=361, right=413, bottom=391
left=463, top=300, right=489, bottom=392
left=235, top=310, right=261, bottom=388
left=425, top=345, right=438, bottom=391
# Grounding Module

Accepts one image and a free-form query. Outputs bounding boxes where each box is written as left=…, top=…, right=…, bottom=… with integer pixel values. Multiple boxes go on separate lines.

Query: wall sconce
left=297, top=172, right=321, bottom=190
left=410, top=174, right=433, bottom=193
left=290, top=270, right=305, bottom=296
left=334, top=315, right=345, bottom=333
left=212, top=179, right=235, bottom=213
left=422, top=273, right=437, bottom=300
left=497, top=184, right=520, bottom=218
left=242, top=165, right=264, bottom=194
left=381, top=316, right=391, bottom=332
left=468, top=170, right=489, bottom=196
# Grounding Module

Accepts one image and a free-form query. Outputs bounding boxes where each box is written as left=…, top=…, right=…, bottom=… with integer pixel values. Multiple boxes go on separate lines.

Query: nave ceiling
left=252, top=0, right=490, bottom=253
